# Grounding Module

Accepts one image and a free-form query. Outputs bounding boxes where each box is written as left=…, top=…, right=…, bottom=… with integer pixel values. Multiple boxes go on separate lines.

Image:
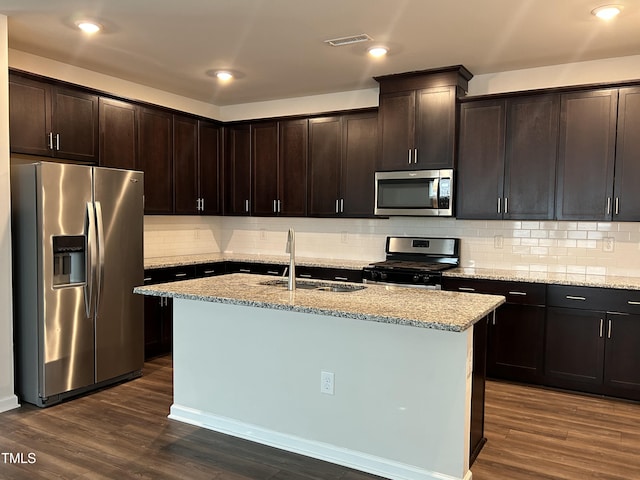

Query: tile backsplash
left=144, top=216, right=640, bottom=277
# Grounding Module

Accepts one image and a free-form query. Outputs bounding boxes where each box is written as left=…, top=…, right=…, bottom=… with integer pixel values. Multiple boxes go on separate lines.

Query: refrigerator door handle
left=95, top=201, right=106, bottom=313
left=85, top=202, right=97, bottom=318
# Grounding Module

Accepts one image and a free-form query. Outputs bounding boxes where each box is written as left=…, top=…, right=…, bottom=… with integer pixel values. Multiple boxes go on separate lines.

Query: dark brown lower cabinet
left=545, top=285, right=640, bottom=401
left=470, top=315, right=487, bottom=466
left=144, top=296, right=173, bottom=360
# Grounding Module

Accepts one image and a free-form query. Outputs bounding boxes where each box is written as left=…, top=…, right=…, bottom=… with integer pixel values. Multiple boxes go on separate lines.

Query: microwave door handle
left=433, top=177, right=439, bottom=208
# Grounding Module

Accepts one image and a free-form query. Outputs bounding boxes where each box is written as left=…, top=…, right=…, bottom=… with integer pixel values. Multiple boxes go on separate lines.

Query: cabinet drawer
left=195, top=262, right=226, bottom=277
left=226, top=262, right=286, bottom=276
left=144, top=265, right=197, bottom=285
left=547, top=285, right=609, bottom=310
left=296, top=266, right=363, bottom=283
left=442, top=277, right=545, bottom=305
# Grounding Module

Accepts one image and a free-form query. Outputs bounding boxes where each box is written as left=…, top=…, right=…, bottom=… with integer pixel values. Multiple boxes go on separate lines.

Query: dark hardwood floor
left=1, top=355, right=639, bottom=480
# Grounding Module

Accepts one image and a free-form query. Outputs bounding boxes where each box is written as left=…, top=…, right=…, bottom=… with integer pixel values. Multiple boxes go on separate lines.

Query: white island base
left=168, top=298, right=478, bottom=480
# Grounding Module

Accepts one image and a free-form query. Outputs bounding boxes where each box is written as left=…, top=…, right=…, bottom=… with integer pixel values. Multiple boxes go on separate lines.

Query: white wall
left=0, top=15, right=20, bottom=413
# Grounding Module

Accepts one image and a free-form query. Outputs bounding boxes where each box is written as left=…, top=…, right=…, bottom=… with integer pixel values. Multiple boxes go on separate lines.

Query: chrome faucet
left=285, top=228, right=296, bottom=291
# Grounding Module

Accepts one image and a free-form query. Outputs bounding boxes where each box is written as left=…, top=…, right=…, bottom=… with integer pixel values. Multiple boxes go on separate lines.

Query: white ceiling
left=2, top=0, right=639, bottom=106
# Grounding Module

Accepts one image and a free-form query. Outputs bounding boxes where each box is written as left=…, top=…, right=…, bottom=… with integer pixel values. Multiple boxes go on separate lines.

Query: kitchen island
left=134, top=274, right=504, bottom=480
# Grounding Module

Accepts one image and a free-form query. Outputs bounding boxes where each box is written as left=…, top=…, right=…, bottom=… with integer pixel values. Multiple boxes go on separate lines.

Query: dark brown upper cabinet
left=251, top=122, right=279, bottom=216
left=99, top=97, right=137, bottom=170
left=457, top=94, right=560, bottom=220
left=223, top=124, right=252, bottom=215
left=612, top=87, right=640, bottom=221
left=173, top=115, right=199, bottom=215
left=137, top=107, right=174, bottom=214
left=375, top=66, right=472, bottom=171
left=9, top=73, right=99, bottom=163
left=308, top=111, right=378, bottom=217
left=556, top=89, right=618, bottom=221
left=198, top=121, right=222, bottom=215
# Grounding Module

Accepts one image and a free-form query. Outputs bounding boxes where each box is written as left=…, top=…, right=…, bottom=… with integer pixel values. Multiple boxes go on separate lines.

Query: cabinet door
left=199, top=121, right=222, bottom=215
left=415, top=86, right=456, bottom=169
left=378, top=91, right=415, bottom=171
left=8, top=74, right=52, bottom=156
left=144, top=296, right=164, bottom=360
left=556, top=89, right=617, bottom=220
left=279, top=119, right=308, bottom=216
left=603, top=313, right=640, bottom=396
left=613, top=87, right=640, bottom=221
left=341, top=111, right=377, bottom=216
left=503, top=95, right=559, bottom=220
left=99, top=98, right=137, bottom=170
left=138, top=107, right=173, bottom=214
left=456, top=100, right=506, bottom=219
left=224, top=125, right=251, bottom=215
left=488, top=304, right=545, bottom=383
left=308, top=117, right=342, bottom=216
left=252, top=122, right=279, bottom=216
left=173, top=115, right=199, bottom=215
left=52, top=87, right=99, bottom=163
left=545, top=307, right=605, bottom=391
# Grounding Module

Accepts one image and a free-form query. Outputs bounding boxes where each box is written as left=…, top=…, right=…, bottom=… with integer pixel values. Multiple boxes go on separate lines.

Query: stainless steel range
left=363, top=236, right=460, bottom=289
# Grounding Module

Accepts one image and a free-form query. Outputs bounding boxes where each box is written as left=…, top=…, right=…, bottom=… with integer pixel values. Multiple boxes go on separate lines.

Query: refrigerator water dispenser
left=52, top=235, right=86, bottom=286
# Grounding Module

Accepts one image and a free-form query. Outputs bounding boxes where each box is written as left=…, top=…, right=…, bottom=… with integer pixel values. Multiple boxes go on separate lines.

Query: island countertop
left=134, top=273, right=504, bottom=332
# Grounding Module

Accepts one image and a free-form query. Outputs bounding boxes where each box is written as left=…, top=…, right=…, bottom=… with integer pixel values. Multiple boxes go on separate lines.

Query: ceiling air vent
left=324, top=34, right=373, bottom=47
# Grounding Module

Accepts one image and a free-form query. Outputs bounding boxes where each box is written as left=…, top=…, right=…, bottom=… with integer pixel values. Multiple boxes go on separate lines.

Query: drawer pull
left=334, top=276, right=348, bottom=281
left=599, top=319, right=604, bottom=338
left=628, top=301, right=640, bottom=305
left=144, top=277, right=152, bottom=282
left=203, top=270, right=215, bottom=274
left=565, top=295, right=586, bottom=301
left=239, top=269, right=251, bottom=273
left=267, top=270, right=279, bottom=275
left=608, top=319, right=612, bottom=339
left=300, top=274, right=312, bottom=278
left=459, top=287, right=475, bottom=292
left=508, top=291, right=527, bottom=296
left=175, top=273, right=187, bottom=277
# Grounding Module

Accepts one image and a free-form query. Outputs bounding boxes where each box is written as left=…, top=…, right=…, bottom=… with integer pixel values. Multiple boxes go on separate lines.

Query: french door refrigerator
left=11, top=160, right=144, bottom=407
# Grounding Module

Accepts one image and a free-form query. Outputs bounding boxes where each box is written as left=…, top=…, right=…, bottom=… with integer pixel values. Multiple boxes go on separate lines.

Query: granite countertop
left=144, top=253, right=372, bottom=271
left=134, top=273, right=504, bottom=332
left=444, top=267, right=640, bottom=291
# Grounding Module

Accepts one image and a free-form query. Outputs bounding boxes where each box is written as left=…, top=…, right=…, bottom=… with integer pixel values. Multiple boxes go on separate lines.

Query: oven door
left=374, top=169, right=453, bottom=216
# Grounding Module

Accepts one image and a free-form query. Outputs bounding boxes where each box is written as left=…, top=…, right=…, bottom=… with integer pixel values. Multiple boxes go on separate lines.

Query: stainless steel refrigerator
left=10, top=160, right=144, bottom=407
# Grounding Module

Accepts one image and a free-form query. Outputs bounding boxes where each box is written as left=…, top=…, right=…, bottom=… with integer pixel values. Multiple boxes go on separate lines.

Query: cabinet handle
left=627, top=301, right=640, bottom=305
left=497, top=197, right=501, bottom=214
left=492, top=310, right=496, bottom=326
left=408, top=149, right=412, bottom=165
left=565, top=295, right=586, bottom=301
left=201, top=198, right=205, bottom=211
left=48, top=132, right=54, bottom=150
left=615, top=197, right=619, bottom=215
left=606, top=197, right=611, bottom=215
left=340, top=198, right=344, bottom=213
left=459, top=287, right=476, bottom=292
left=273, top=200, right=277, bottom=213
left=174, top=272, right=187, bottom=278
left=203, top=270, right=215, bottom=274
left=267, top=270, right=279, bottom=275
left=599, top=318, right=604, bottom=338
left=608, top=319, right=612, bottom=339
left=196, top=198, right=201, bottom=211
left=245, top=199, right=249, bottom=212
left=55, top=133, right=60, bottom=151
left=504, top=197, right=508, bottom=214
left=144, top=277, right=152, bottom=282
left=335, top=199, right=339, bottom=214
left=239, top=268, right=251, bottom=273
left=508, top=291, right=527, bottom=296
left=277, top=200, right=281, bottom=213
left=414, top=148, right=418, bottom=164
left=300, top=274, right=312, bottom=278
left=334, top=276, right=349, bottom=281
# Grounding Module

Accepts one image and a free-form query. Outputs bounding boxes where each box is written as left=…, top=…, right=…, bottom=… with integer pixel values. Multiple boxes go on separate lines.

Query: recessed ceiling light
left=591, top=5, right=623, bottom=20
left=368, top=46, right=389, bottom=58
left=75, top=20, right=102, bottom=34
left=215, top=71, right=233, bottom=81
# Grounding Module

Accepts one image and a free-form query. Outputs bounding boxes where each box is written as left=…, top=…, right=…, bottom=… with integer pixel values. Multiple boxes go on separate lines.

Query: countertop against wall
left=144, top=254, right=640, bottom=290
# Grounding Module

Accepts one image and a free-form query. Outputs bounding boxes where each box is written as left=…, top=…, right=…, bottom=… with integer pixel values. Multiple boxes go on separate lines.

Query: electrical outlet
left=320, top=371, right=334, bottom=395
left=603, top=237, right=615, bottom=252
left=494, top=235, right=504, bottom=249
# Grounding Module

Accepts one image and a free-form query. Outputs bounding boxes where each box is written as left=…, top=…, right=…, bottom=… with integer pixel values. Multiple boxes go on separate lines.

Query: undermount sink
left=260, top=279, right=366, bottom=293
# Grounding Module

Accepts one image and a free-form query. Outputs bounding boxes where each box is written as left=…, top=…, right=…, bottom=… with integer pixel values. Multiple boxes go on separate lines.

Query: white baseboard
left=169, top=403, right=470, bottom=480
left=0, top=394, right=20, bottom=413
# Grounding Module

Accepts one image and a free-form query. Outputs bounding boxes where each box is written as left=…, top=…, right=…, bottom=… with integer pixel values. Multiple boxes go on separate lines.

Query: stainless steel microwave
left=374, top=169, right=454, bottom=216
